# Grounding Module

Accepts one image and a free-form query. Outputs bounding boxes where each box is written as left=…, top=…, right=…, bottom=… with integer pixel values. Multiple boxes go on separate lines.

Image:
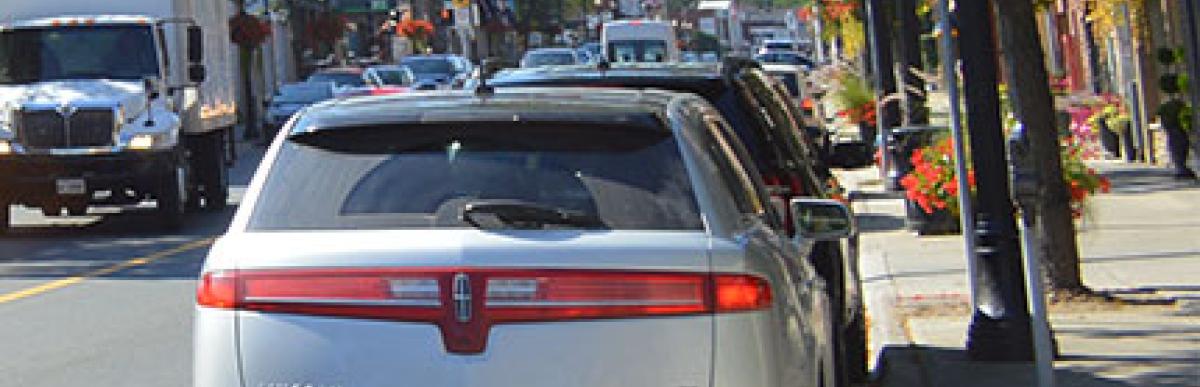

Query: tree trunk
left=992, top=1, right=1088, bottom=294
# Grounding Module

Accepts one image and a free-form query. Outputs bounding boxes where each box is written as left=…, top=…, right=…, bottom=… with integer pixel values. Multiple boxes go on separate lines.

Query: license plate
left=56, top=179, right=86, bottom=195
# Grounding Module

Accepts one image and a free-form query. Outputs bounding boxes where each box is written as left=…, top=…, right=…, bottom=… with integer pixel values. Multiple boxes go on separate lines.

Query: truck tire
left=194, top=130, right=229, bottom=211
left=157, top=164, right=187, bottom=229
left=0, top=199, right=10, bottom=234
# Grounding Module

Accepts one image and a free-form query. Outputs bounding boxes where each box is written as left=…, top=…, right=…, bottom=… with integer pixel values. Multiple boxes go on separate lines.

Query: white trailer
left=0, top=0, right=240, bottom=231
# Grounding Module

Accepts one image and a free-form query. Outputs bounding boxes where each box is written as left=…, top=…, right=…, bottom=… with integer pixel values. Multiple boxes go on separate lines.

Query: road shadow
left=875, top=345, right=1199, bottom=387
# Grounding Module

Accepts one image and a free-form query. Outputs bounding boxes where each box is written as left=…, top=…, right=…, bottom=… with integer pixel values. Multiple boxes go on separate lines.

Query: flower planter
left=904, top=199, right=962, bottom=236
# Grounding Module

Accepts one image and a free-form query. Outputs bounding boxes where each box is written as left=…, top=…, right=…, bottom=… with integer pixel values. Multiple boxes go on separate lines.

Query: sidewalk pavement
left=839, top=162, right=1200, bottom=387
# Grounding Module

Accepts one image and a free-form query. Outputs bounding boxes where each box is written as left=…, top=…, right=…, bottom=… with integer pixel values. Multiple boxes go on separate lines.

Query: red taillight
left=197, top=268, right=771, bottom=353
left=485, top=273, right=710, bottom=322
left=369, top=86, right=406, bottom=95
left=714, top=275, right=773, bottom=312
left=196, top=271, right=237, bottom=309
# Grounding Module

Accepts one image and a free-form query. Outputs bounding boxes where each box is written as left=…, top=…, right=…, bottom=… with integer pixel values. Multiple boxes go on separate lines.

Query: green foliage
left=831, top=72, right=874, bottom=112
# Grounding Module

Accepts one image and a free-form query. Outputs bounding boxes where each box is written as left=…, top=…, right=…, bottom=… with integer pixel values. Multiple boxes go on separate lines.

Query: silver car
left=194, top=88, right=852, bottom=387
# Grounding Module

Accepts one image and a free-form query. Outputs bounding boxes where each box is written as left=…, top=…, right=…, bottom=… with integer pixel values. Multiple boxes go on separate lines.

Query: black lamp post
left=955, top=0, right=1035, bottom=361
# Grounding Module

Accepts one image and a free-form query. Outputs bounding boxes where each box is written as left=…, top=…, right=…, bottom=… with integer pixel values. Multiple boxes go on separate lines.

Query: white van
left=601, top=20, right=679, bottom=63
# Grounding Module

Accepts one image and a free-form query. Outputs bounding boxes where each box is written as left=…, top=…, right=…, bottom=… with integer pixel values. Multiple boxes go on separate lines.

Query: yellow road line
left=0, top=238, right=215, bottom=304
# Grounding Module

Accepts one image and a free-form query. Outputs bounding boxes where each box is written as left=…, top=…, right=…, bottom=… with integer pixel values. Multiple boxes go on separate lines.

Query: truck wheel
left=157, top=165, right=187, bottom=229
left=205, top=131, right=229, bottom=211
left=0, top=199, right=10, bottom=234
left=193, top=130, right=229, bottom=211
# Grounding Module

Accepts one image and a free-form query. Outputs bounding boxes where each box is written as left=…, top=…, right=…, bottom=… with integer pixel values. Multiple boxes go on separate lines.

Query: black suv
left=490, top=60, right=868, bottom=383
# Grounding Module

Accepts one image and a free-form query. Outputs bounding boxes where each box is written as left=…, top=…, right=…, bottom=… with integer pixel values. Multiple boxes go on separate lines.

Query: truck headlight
left=0, top=140, right=12, bottom=155
left=129, top=134, right=155, bottom=150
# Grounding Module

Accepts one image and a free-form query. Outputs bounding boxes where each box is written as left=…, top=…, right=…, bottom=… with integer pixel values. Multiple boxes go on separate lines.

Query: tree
left=992, top=1, right=1090, bottom=296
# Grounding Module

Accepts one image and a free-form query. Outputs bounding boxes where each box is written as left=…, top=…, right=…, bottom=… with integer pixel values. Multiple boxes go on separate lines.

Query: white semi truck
left=0, top=0, right=239, bottom=231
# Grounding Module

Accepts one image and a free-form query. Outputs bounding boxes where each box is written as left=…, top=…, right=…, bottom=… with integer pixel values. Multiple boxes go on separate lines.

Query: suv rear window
left=249, top=122, right=703, bottom=231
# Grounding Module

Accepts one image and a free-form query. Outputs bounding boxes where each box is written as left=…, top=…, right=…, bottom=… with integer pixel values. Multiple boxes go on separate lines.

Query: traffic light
left=439, top=9, right=455, bottom=26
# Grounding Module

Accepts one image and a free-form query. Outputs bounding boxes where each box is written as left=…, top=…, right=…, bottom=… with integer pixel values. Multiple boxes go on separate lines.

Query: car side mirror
left=187, top=26, right=204, bottom=63
left=188, top=64, right=207, bottom=83
left=790, top=198, right=855, bottom=241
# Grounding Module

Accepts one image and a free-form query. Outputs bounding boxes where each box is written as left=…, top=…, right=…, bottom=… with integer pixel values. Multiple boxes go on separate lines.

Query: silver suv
left=194, top=88, right=855, bottom=387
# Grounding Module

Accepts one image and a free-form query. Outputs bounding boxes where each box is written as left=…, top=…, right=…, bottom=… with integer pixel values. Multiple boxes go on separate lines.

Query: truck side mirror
left=187, top=26, right=204, bottom=63
left=188, top=64, right=207, bottom=83
left=790, top=198, right=856, bottom=241
left=143, top=77, right=161, bottom=100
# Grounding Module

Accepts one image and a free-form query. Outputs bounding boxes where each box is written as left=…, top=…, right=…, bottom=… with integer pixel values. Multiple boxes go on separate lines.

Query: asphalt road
left=0, top=142, right=264, bottom=387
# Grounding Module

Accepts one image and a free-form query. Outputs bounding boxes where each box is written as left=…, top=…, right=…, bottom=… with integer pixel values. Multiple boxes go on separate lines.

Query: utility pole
left=956, top=0, right=1035, bottom=361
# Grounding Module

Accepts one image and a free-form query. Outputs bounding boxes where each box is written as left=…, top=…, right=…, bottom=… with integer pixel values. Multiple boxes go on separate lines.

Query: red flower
left=1099, top=177, right=1112, bottom=193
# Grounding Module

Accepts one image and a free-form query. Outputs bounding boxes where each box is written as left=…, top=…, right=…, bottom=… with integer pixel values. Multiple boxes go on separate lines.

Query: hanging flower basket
left=304, top=12, right=348, bottom=48
left=397, top=19, right=435, bottom=53
left=229, top=13, right=272, bottom=48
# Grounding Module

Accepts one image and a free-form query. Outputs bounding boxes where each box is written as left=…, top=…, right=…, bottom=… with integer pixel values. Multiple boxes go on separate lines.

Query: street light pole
left=865, top=0, right=899, bottom=188
left=955, top=0, right=1035, bottom=362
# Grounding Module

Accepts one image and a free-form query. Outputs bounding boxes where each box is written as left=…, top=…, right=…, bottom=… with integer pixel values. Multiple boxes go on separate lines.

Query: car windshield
left=0, top=25, right=158, bottom=84
left=308, top=72, right=366, bottom=87
left=608, top=40, right=669, bottom=63
left=274, top=85, right=333, bottom=104
left=250, top=122, right=703, bottom=230
left=401, top=58, right=453, bottom=74
left=525, top=52, right=576, bottom=67
left=373, top=69, right=410, bottom=85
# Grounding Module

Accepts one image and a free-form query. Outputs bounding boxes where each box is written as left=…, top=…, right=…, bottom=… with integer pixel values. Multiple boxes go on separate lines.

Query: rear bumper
left=0, top=151, right=176, bottom=204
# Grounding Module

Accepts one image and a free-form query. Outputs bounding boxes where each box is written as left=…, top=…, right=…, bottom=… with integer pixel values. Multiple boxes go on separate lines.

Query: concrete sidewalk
left=840, top=162, right=1200, bottom=387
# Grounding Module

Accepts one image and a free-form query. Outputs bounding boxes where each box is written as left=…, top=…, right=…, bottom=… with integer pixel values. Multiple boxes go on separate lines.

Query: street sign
left=372, top=0, right=389, bottom=11
left=452, top=0, right=470, bottom=10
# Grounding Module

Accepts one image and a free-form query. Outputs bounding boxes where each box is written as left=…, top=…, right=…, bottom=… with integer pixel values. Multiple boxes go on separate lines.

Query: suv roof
left=293, top=88, right=682, bottom=133
left=490, top=62, right=830, bottom=196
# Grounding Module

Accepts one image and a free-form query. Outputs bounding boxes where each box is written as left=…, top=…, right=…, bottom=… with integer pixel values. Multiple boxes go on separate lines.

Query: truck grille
left=69, top=109, right=117, bottom=147
left=17, top=108, right=116, bottom=148
left=17, top=110, right=67, bottom=148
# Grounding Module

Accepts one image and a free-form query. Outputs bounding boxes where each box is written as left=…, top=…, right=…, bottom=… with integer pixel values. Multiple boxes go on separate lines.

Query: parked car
left=365, top=65, right=416, bottom=87
left=520, top=48, right=584, bottom=68
left=579, top=42, right=603, bottom=61
left=194, top=87, right=853, bottom=387
left=755, top=51, right=815, bottom=69
left=262, top=82, right=335, bottom=139
left=758, top=38, right=801, bottom=54
left=763, top=63, right=830, bottom=160
left=307, top=67, right=368, bottom=89
left=400, top=54, right=472, bottom=89
left=490, top=60, right=868, bottom=384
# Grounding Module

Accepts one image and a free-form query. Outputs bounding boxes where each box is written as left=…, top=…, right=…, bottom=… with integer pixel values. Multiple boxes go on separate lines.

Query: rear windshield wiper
left=461, top=200, right=606, bottom=230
